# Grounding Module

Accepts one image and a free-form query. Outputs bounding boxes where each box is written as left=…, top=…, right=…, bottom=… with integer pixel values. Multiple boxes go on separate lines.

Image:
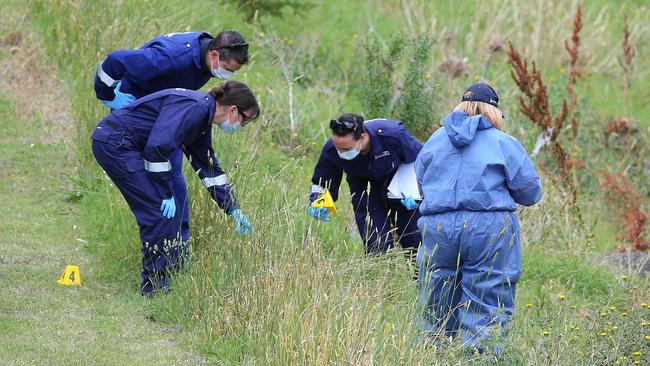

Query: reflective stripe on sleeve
left=311, top=184, right=325, bottom=194
left=97, top=61, right=119, bottom=88
left=202, top=174, right=227, bottom=188
left=144, top=159, right=172, bottom=173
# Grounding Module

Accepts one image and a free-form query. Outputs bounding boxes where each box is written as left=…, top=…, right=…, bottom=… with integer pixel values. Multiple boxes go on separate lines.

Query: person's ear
left=210, top=50, right=220, bottom=62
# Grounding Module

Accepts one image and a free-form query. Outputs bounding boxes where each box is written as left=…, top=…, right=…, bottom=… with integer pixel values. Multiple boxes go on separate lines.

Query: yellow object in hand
left=311, top=189, right=336, bottom=215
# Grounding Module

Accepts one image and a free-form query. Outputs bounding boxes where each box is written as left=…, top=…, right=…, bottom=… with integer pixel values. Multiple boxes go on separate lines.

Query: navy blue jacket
left=310, top=119, right=422, bottom=209
left=94, top=32, right=213, bottom=101
left=95, top=88, right=237, bottom=213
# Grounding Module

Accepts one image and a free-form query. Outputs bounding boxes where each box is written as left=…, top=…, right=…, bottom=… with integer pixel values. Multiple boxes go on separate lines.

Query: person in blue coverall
left=308, top=113, right=423, bottom=256
left=94, top=30, right=249, bottom=246
left=415, top=83, right=542, bottom=353
left=91, top=81, right=259, bottom=295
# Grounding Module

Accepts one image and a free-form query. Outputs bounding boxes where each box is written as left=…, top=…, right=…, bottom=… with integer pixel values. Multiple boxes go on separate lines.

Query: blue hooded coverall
left=94, top=32, right=218, bottom=244
left=415, top=111, right=542, bottom=350
left=310, top=119, right=423, bottom=254
left=91, top=89, right=237, bottom=294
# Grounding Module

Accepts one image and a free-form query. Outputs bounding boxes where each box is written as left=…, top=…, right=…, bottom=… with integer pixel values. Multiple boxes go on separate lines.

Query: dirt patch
left=0, top=17, right=75, bottom=144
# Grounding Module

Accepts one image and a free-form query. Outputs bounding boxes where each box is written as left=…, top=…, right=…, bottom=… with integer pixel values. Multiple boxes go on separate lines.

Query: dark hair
left=209, top=81, right=260, bottom=123
left=330, top=113, right=364, bottom=140
left=208, top=30, right=248, bottom=65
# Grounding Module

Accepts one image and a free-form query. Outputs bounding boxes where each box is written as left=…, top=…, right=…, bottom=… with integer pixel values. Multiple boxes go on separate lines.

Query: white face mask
left=210, top=54, right=234, bottom=80
left=337, top=141, right=362, bottom=160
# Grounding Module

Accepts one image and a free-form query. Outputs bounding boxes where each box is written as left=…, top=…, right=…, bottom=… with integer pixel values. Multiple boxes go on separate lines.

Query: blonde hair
left=454, top=99, right=503, bottom=130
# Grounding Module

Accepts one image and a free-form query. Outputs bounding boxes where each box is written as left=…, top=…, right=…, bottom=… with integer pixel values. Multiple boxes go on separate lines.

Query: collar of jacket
left=363, top=123, right=390, bottom=159
left=197, top=32, right=214, bottom=71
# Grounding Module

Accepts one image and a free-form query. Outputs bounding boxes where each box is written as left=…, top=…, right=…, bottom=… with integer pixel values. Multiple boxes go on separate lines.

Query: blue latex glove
left=308, top=204, right=331, bottom=222
left=230, top=208, right=252, bottom=236
left=160, top=197, right=176, bottom=219
left=101, top=81, right=136, bottom=109
left=400, top=194, right=419, bottom=211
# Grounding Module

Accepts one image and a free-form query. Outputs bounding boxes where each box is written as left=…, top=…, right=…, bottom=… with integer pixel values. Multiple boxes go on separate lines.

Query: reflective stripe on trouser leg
left=170, top=149, right=190, bottom=243
left=144, top=159, right=172, bottom=172
left=416, top=213, right=463, bottom=338
left=92, top=140, right=186, bottom=293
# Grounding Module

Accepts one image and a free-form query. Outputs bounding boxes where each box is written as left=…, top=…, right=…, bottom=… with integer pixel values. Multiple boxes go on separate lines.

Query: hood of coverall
left=443, top=111, right=494, bottom=148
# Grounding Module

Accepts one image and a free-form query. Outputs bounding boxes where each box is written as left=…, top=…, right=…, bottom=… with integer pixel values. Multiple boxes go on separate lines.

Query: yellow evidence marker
left=57, top=265, right=81, bottom=286
left=311, top=189, right=337, bottom=215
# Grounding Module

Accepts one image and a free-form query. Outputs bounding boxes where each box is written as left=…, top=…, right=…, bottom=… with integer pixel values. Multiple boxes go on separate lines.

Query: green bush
left=361, top=33, right=436, bottom=139
left=394, top=35, right=436, bottom=138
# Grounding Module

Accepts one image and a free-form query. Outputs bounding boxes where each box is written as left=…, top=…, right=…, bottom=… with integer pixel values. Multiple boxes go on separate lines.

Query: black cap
left=462, top=83, right=499, bottom=107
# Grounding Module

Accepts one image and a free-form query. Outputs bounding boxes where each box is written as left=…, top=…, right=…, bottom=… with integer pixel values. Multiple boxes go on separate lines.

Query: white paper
left=387, top=162, right=422, bottom=200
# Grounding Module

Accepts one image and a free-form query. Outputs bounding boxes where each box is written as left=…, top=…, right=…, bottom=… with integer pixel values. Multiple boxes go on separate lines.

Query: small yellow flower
left=633, top=351, right=641, bottom=356
left=645, top=335, right=650, bottom=341
left=634, top=361, right=639, bottom=365
left=622, top=275, right=628, bottom=280
left=600, top=332, right=607, bottom=336
left=571, top=304, right=577, bottom=309
left=559, top=294, right=566, bottom=300
left=543, top=330, right=551, bottom=336
left=526, top=303, right=533, bottom=308
left=601, top=311, right=608, bottom=317
left=609, top=305, right=617, bottom=311
left=641, top=322, right=650, bottom=326
left=622, top=312, right=628, bottom=316
left=642, top=303, right=648, bottom=307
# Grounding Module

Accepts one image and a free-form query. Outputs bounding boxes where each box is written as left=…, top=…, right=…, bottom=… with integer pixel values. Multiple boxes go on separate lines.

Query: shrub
left=360, top=33, right=437, bottom=140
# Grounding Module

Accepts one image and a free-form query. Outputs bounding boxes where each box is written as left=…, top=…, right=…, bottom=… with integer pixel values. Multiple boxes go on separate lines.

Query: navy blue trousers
left=352, top=190, right=421, bottom=255
left=92, top=123, right=188, bottom=294
left=170, top=149, right=190, bottom=243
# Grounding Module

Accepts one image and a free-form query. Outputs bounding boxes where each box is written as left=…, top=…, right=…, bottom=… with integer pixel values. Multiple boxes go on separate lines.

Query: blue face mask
left=211, top=66, right=233, bottom=80
left=210, top=54, right=234, bottom=80
left=337, top=142, right=361, bottom=160
left=220, top=118, right=241, bottom=134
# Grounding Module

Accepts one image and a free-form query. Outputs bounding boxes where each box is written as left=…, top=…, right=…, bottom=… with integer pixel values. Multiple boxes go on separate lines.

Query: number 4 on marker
left=57, top=265, right=81, bottom=286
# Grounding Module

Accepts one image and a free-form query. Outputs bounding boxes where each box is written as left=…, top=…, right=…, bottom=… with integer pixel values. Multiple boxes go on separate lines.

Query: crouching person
left=91, top=81, right=259, bottom=295
left=308, top=113, right=423, bottom=256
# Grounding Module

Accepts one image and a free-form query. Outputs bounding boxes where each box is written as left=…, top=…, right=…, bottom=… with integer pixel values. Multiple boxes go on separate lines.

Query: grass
left=0, top=96, right=205, bottom=364
left=2, top=0, right=649, bottom=364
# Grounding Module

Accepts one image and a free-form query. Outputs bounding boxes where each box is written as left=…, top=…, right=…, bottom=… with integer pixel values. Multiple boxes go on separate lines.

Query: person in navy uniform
left=91, top=81, right=259, bottom=295
left=308, top=113, right=423, bottom=255
left=94, top=30, right=249, bottom=247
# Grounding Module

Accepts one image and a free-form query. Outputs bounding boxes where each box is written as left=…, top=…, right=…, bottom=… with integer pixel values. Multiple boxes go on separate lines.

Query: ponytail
left=210, top=81, right=260, bottom=123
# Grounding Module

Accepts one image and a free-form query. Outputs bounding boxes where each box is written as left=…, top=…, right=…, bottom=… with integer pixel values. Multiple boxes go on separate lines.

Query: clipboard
left=386, top=162, right=422, bottom=200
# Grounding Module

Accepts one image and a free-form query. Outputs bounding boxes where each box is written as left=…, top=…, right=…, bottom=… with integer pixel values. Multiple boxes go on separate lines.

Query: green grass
left=0, top=96, right=206, bottom=364
left=2, top=0, right=649, bottom=364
